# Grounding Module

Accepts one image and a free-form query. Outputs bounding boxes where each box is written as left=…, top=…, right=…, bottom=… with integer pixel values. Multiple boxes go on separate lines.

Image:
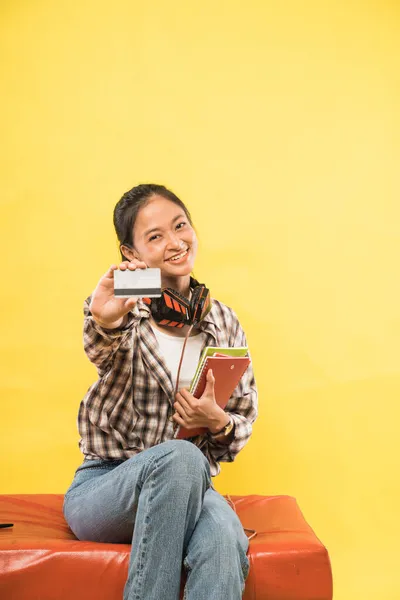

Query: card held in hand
left=113, top=268, right=162, bottom=298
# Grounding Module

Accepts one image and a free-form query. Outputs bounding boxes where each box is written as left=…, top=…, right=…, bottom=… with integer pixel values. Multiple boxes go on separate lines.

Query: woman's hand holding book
left=173, top=370, right=229, bottom=432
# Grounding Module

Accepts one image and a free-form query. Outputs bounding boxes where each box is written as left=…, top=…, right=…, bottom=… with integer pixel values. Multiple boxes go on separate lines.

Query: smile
left=167, top=248, right=189, bottom=262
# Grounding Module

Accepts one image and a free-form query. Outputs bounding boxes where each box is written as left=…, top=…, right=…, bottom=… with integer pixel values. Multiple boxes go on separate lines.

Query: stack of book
left=175, top=346, right=251, bottom=439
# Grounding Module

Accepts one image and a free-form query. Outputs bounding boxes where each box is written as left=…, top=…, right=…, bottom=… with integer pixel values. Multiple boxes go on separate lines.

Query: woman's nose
left=166, top=232, right=184, bottom=249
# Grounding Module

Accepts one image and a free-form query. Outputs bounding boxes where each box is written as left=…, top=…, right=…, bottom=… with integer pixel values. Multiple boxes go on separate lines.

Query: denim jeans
left=63, top=440, right=250, bottom=600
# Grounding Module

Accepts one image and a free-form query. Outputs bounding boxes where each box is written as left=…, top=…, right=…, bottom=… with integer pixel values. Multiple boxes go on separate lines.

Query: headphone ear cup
left=150, top=289, right=190, bottom=327
left=147, top=285, right=211, bottom=328
left=190, top=285, right=211, bottom=325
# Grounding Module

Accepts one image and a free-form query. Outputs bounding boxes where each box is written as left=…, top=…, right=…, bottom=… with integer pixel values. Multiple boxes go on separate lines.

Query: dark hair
left=113, top=183, right=194, bottom=261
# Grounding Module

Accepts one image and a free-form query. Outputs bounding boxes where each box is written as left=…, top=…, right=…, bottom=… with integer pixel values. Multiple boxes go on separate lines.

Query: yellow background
left=1, top=1, right=399, bottom=599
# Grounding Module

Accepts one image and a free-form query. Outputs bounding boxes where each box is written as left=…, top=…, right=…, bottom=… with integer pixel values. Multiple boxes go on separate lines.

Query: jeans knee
left=160, top=439, right=206, bottom=463
left=160, top=440, right=211, bottom=481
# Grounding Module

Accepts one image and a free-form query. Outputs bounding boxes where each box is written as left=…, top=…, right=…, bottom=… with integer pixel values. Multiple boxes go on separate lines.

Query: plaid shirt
left=78, top=295, right=258, bottom=477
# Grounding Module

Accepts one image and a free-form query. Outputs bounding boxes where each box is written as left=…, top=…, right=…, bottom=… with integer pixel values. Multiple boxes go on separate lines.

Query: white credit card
left=113, top=268, right=162, bottom=298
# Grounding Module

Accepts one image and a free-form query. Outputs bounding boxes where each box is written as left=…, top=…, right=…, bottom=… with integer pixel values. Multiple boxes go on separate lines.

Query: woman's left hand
left=173, top=369, right=222, bottom=430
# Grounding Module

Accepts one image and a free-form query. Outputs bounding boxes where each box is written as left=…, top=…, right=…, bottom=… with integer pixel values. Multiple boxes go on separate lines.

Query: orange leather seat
left=0, top=494, right=332, bottom=599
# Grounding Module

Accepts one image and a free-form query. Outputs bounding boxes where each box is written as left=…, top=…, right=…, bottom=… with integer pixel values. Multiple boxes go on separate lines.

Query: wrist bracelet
left=209, top=416, right=234, bottom=438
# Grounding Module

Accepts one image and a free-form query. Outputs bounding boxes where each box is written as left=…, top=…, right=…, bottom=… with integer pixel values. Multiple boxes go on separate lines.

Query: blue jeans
left=63, top=440, right=250, bottom=600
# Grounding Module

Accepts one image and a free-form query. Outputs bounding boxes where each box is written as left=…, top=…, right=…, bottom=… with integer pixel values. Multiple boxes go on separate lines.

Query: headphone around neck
left=143, top=277, right=211, bottom=328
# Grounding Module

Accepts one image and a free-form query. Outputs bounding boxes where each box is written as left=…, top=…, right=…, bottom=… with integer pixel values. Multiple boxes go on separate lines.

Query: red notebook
left=175, top=355, right=251, bottom=439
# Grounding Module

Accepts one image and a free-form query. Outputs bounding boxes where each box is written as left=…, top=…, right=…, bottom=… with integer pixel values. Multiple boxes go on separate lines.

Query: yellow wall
left=1, top=1, right=399, bottom=599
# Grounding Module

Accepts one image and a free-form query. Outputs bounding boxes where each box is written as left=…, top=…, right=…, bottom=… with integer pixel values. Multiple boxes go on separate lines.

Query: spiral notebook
left=190, top=346, right=248, bottom=393
left=174, top=353, right=251, bottom=439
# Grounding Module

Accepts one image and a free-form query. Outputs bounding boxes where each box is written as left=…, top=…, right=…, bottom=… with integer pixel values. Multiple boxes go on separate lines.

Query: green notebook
left=190, top=346, right=248, bottom=393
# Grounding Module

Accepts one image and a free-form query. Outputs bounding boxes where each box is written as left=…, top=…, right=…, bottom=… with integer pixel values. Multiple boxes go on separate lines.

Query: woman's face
left=131, top=195, right=198, bottom=279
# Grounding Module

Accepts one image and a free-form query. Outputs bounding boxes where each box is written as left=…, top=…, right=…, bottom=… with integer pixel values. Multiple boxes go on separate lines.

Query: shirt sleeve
left=83, top=295, right=135, bottom=377
left=201, top=313, right=258, bottom=471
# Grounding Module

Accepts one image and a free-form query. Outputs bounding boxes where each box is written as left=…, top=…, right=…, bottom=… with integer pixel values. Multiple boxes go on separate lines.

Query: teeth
left=169, top=249, right=188, bottom=261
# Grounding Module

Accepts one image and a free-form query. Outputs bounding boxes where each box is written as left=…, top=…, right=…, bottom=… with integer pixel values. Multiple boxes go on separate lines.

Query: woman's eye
left=176, top=222, right=187, bottom=230
left=149, top=234, right=160, bottom=242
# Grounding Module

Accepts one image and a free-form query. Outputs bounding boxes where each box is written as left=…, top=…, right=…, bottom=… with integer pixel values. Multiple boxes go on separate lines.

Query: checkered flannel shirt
left=77, top=295, right=258, bottom=476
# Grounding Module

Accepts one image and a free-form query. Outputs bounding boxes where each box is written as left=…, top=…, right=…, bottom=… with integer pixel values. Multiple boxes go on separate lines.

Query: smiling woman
left=62, top=183, right=258, bottom=600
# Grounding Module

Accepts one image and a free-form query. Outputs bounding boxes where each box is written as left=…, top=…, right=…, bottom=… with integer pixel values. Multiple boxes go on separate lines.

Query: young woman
left=63, top=183, right=258, bottom=600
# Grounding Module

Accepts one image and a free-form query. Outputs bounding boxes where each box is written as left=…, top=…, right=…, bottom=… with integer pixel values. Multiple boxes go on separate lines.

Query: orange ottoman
left=0, top=494, right=332, bottom=600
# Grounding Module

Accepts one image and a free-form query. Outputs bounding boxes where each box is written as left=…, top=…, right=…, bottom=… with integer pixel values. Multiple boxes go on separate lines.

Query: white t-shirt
left=150, top=324, right=206, bottom=390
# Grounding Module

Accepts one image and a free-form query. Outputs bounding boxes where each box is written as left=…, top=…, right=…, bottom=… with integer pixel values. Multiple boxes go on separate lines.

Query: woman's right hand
left=89, top=260, right=148, bottom=329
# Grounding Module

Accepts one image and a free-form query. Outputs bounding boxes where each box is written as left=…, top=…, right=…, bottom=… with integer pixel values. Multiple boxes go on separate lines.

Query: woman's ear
left=120, top=244, right=142, bottom=262
left=120, top=244, right=135, bottom=262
